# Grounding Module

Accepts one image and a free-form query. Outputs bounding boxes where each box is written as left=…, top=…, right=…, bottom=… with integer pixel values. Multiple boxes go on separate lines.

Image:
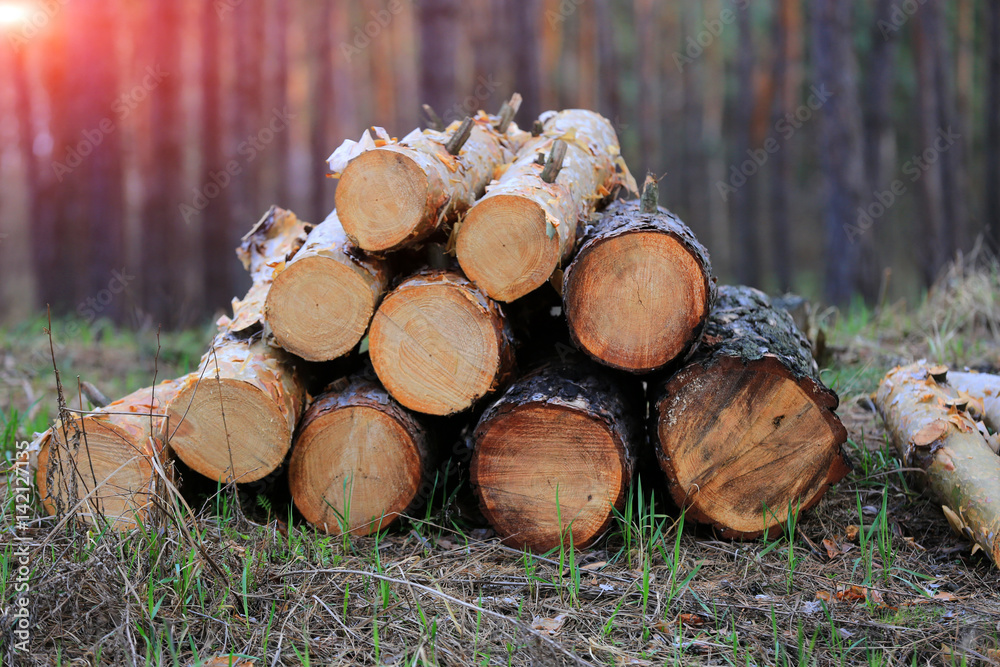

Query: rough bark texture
left=651, top=285, right=849, bottom=539
left=470, top=360, right=642, bottom=552
left=563, top=199, right=716, bottom=373
left=876, top=364, right=1000, bottom=565
left=945, top=371, right=1000, bottom=435
left=369, top=269, right=515, bottom=416
left=334, top=114, right=525, bottom=252
left=457, top=109, right=637, bottom=302
left=289, top=370, right=431, bottom=535
left=33, top=376, right=189, bottom=529
left=265, top=210, right=391, bottom=361
left=166, top=208, right=309, bottom=483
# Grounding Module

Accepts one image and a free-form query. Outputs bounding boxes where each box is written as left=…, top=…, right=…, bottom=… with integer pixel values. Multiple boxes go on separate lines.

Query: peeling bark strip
left=368, top=269, right=514, bottom=416
left=651, top=285, right=849, bottom=539
left=563, top=196, right=716, bottom=373
left=167, top=208, right=308, bottom=484
left=265, top=210, right=391, bottom=362
left=470, top=360, right=642, bottom=552
left=876, top=364, right=1000, bottom=565
left=333, top=108, right=526, bottom=252
left=289, top=370, right=431, bottom=536
left=33, top=376, right=190, bottom=529
left=945, top=371, right=1000, bottom=435
left=457, top=108, right=637, bottom=302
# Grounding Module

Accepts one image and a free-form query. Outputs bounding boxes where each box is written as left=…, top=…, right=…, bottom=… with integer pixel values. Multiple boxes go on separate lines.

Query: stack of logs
left=32, top=98, right=852, bottom=551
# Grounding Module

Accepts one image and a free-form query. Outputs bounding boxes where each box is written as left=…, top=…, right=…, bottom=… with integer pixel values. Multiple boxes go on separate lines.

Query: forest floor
left=3, top=254, right=1000, bottom=666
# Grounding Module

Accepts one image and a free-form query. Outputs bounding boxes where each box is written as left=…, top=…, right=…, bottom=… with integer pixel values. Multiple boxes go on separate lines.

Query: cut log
left=368, top=269, right=514, bottom=415
left=562, top=178, right=716, bottom=373
left=470, top=360, right=641, bottom=552
left=332, top=102, right=525, bottom=252
left=944, top=370, right=1000, bottom=435
left=289, top=370, right=431, bottom=535
left=34, top=376, right=190, bottom=529
left=650, top=285, right=849, bottom=539
left=876, top=363, right=1000, bottom=564
left=265, top=210, right=391, bottom=361
left=166, top=207, right=308, bottom=483
left=456, top=108, right=637, bottom=302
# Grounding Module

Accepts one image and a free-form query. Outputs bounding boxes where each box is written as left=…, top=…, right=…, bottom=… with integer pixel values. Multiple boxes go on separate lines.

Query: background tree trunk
left=988, top=0, right=1000, bottom=251
left=309, top=2, right=334, bottom=224
left=199, top=0, right=234, bottom=314
left=811, top=0, right=867, bottom=304
left=419, top=0, right=461, bottom=121
left=732, top=5, right=760, bottom=288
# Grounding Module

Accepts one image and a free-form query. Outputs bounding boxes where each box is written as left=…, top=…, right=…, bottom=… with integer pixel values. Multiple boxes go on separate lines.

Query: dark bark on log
left=650, top=285, right=849, bottom=539
left=563, top=199, right=715, bottom=373
left=470, top=359, right=643, bottom=552
left=289, top=369, right=432, bottom=535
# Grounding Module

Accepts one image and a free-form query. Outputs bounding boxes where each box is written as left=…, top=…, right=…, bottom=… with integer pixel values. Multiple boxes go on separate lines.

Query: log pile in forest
left=33, top=99, right=851, bottom=550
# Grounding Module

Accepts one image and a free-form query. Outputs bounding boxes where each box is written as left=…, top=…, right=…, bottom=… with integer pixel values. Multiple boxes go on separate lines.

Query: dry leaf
left=531, top=614, right=567, bottom=635
left=822, top=538, right=843, bottom=559
left=835, top=585, right=868, bottom=603
left=679, top=613, right=706, bottom=627
left=844, top=525, right=860, bottom=541
left=815, top=591, right=833, bottom=603
left=912, top=419, right=949, bottom=446
left=196, top=657, right=254, bottom=667
left=581, top=560, right=607, bottom=571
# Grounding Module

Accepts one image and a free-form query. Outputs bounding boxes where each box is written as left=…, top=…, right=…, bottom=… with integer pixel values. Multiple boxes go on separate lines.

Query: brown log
left=470, top=360, right=642, bottom=552
left=456, top=109, right=637, bottom=302
left=166, top=208, right=308, bottom=483
left=368, top=269, right=514, bottom=415
left=33, top=376, right=190, bottom=529
left=333, top=106, right=525, bottom=252
left=265, top=210, right=391, bottom=361
left=562, top=181, right=716, bottom=373
left=289, top=370, right=431, bottom=535
left=876, top=363, right=1000, bottom=564
left=650, top=285, right=849, bottom=539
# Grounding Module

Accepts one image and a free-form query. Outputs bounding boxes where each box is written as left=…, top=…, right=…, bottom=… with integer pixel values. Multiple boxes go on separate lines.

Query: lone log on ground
left=563, top=177, right=715, bottom=373
left=470, top=361, right=641, bottom=552
left=167, top=208, right=308, bottom=483
left=34, top=376, right=189, bottom=528
left=456, top=108, right=636, bottom=302
left=265, top=210, right=391, bottom=361
left=289, top=371, right=431, bottom=535
left=650, top=285, right=849, bottom=539
left=876, top=363, right=1000, bottom=564
left=333, top=98, right=524, bottom=252
left=369, top=269, right=515, bottom=416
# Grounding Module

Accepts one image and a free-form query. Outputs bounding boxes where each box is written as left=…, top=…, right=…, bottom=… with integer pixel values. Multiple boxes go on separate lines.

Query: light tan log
left=369, top=269, right=514, bottom=415
left=265, top=210, right=391, bottom=361
left=876, top=363, right=1000, bottom=564
left=334, top=102, right=525, bottom=252
left=289, top=372, right=431, bottom=535
left=33, top=376, right=190, bottom=529
left=456, top=109, right=636, bottom=302
left=945, top=370, right=1000, bottom=434
left=166, top=207, right=308, bottom=483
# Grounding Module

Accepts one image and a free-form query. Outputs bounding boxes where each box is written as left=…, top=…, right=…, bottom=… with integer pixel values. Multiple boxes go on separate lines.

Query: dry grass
left=4, top=259, right=1000, bottom=665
